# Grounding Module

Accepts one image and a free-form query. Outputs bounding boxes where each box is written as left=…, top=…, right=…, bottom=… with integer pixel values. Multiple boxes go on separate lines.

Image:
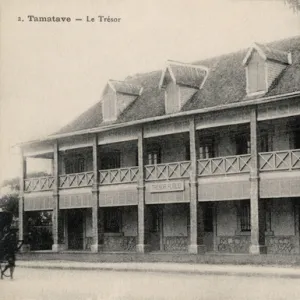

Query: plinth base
left=188, top=244, right=206, bottom=254
left=136, top=244, right=150, bottom=253
left=249, top=244, right=267, bottom=255
left=52, top=244, right=66, bottom=252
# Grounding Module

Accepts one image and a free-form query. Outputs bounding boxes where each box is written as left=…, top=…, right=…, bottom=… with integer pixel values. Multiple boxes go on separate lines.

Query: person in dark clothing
left=0, top=228, right=17, bottom=279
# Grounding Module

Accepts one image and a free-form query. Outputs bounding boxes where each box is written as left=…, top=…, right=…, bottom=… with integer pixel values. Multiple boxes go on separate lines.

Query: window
left=102, top=86, right=117, bottom=122
left=265, top=200, right=272, bottom=233
left=295, top=130, right=300, bottom=149
left=185, top=143, right=191, bottom=161
left=235, top=134, right=250, bottom=155
left=148, top=152, right=160, bottom=165
left=260, top=129, right=273, bottom=152
left=240, top=201, right=251, bottom=232
left=149, top=207, right=160, bottom=233
left=204, top=203, right=214, bottom=232
left=290, top=118, right=300, bottom=149
left=199, top=138, right=215, bottom=159
left=238, top=200, right=273, bottom=234
left=101, top=151, right=121, bottom=170
left=147, top=144, right=161, bottom=165
left=64, top=155, right=85, bottom=174
left=149, top=205, right=162, bottom=233
left=135, top=149, right=139, bottom=166
left=104, top=208, right=121, bottom=233
left=247, top=52, right=266, bottom=94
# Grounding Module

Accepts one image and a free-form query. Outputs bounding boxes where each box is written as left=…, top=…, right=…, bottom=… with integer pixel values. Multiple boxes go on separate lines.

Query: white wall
left=163, top=204, right=188, bottom=237
left=85, top=209, right=93, bottom=238
left=217, top=135, right=236, bottom=157
left=100, top=141, right=137, bottom=168
left=121, top=143, right=137, bottom=167
left=147, top=133, right=189, bottom=164
left=216, top=201, right=237, bottom=236
left=272, top=119, right=290, bottom=151
left=215, top=198, right=296, bottom=237
left=122, top=206, right=138, bottom=236
left=271, top=198, right=295, bottom=236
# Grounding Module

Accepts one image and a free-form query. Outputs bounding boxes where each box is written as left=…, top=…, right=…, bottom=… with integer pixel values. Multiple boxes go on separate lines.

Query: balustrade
left=259, top=149, right=300, bottom=171
left=24, top=176, right=55, bottom=192
left=197, top=154, right=252, bottom=176
left=145, top=161, right=191, bottom=181
left=99, top=167, right=139, bottom=185
left=59, top=171, right=94, bottom=188
left=24, top=150, right=300, bottom=191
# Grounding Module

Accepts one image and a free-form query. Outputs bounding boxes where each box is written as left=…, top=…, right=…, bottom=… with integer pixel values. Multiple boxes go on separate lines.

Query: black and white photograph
left=1, top=0, right=300, bottom=299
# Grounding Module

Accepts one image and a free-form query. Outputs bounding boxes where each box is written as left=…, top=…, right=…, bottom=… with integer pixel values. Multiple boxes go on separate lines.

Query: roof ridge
left=109, top=79, right=141, bottom=86
left=124, top=35, right=300, bottom=84
left=51, top=35, right=300, bottom=136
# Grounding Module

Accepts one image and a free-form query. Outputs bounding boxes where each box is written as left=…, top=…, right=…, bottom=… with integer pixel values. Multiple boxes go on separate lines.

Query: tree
left=0, top=194, right=19, bottom=217
left=1, top=171, right=50, bottom=191
left=0, top=171, right=50, bottom=217
left=285, top=0, right=300, bottom=12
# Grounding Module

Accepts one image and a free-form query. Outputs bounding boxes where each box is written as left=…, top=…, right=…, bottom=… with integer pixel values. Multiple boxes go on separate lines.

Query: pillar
left=64, top=212, right=68, bottom=249
left=19, top=151, right=30, bottom=252
left=91, top=134, right=99, bottom=253
left=52, top=140, right=64, bottom=252
left=98, top=209, right=104, bottom=250
left=249, top=107, right=267, bottom=254
left=136, top=127, right=148, bottom=253
left=188, top=117, right=206, bottom=254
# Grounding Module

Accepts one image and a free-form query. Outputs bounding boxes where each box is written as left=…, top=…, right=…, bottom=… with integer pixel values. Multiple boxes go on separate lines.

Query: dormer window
left=159, top=61, right=208, bottom=114
left=102, top=80, right=143, bottom=122
left=243, top=43, right=291, bottom=96
left=246, top=51, right=266, bottom=94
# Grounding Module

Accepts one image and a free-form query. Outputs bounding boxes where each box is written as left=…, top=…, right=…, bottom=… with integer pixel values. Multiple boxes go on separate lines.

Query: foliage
left=27, top=211, right=52, bottom=227
left=0, top=172, right=51, bottom=218
left=27, top=211, right=53, bottom=250
left=1, top=171, right=51, bottom=190
left=285, top=0, right=300, bottom=12
left=0, top=193, right=19, bottom=217
left=1, top=178, right=20, bottom=192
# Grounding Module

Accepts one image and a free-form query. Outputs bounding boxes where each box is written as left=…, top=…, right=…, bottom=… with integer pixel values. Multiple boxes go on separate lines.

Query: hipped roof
left=160, top=61, right=208, bottom=89
left=243, top=42, right=291, bottom=65
left=108, top=80, right=143, bottom=96
left=56, top=36, right=300, bottom=136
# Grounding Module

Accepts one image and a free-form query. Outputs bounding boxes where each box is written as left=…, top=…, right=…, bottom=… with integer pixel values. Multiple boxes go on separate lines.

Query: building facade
left=19, top=36, right=300, bottom=255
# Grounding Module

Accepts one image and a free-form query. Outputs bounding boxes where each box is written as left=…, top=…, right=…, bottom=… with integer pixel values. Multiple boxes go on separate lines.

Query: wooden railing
left=24, top=149, right=300, bottom=191
left=145, top=161, right=191, bottom=181
left=259, top=149, right=300, bottom=171
left=59, top=171, right=94, bottom=188
left=197, top=154, right=252, bottom=176
left=24, top=176, right=55, bottom=192
left=99, top=167, right=139, bottom=185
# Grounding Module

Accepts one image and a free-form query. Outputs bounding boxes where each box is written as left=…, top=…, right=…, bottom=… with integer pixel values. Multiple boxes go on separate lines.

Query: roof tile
left=56, top=35, right=300, bottom=135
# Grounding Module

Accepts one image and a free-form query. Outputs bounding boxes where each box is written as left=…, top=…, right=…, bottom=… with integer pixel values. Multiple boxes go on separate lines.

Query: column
left=249, top=107, right=267, bottom=254
left=64, top=212, right=68, bottom=249
left=91, top=134, right=99, bottom=253
left=19, top=151, right=30, bottom=252
left=189, top=117, right=206, bottom=254
left=52, top=140, right=64, bottom=252
left=98, top=209, right=104, bottom=250
left=136, top=127, right=148, bottom=253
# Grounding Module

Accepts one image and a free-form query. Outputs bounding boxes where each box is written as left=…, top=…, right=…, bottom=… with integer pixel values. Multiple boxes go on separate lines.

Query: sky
left=0, top=0, right=299, bottom=183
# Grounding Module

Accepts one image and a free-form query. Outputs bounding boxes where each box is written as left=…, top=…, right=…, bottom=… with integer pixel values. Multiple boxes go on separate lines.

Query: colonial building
left=19, top=36, right=300, bottom=255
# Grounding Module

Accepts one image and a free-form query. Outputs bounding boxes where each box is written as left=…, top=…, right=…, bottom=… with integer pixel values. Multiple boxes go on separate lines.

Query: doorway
left=67, top=209, right=84, bottom=250
left=148, top=205, right=163, bottom=251
left=203, top=202, right=215, bottom=252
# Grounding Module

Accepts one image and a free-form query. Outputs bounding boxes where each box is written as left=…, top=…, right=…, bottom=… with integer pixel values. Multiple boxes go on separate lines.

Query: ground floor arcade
left=23, top=198, right=300, bottom=255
